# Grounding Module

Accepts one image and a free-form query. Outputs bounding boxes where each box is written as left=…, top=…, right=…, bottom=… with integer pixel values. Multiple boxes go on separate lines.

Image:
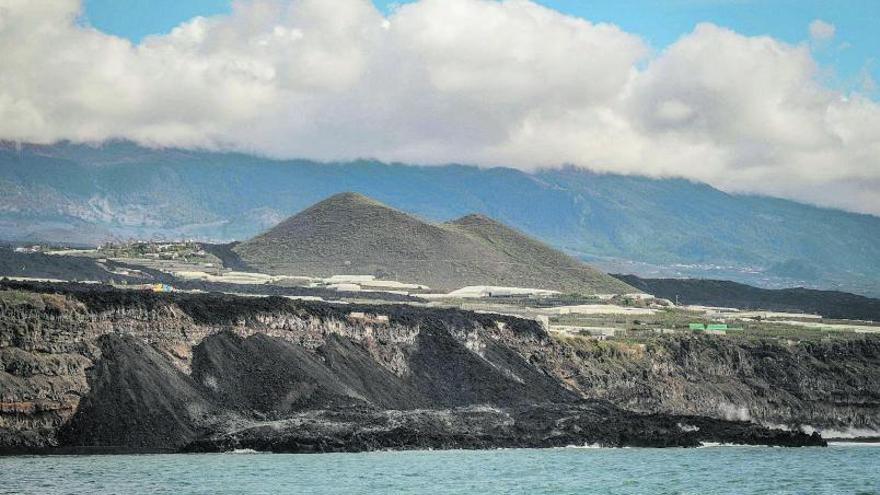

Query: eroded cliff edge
left=4, top=282, right=874, bottom=453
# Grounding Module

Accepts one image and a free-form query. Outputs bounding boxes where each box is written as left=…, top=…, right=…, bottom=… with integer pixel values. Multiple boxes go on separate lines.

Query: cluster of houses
left=12, top=245, right=43, bottom=254
left=97, top=240, right=209, bottom=261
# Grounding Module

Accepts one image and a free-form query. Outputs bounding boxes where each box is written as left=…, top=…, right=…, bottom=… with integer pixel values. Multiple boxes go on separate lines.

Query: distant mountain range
left=2, top=141, right=880, bottom=296
left=234, top=192, right=633, bottom=294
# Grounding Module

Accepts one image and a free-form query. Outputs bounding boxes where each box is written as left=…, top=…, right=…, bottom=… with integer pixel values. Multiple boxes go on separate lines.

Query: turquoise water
left=1, top=445, right=878, bottom=494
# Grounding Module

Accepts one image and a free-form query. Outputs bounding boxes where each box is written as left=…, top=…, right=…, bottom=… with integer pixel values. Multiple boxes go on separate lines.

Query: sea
left=1, top=444, right=878, bottom=494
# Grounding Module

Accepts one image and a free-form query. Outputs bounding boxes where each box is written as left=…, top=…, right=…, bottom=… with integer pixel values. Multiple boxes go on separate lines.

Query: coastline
left=1, top=282, right=871, bottom=455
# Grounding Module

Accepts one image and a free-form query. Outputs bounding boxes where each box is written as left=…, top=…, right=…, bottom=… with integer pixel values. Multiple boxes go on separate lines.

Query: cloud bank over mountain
left=1, top=0, right=878, bottom=214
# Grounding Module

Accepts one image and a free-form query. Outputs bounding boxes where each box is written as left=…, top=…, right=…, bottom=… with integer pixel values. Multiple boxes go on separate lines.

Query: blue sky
left=82, top=0, right=878, bottom=95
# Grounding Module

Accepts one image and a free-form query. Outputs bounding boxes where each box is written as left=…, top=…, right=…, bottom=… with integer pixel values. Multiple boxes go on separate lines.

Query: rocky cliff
left=3, top=282, right=870, bottom=453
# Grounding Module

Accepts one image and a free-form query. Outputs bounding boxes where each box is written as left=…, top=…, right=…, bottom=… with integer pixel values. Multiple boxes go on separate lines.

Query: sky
left=2, top=0, right=879, bottom=216
left=82, top=0, right=879, bottom=95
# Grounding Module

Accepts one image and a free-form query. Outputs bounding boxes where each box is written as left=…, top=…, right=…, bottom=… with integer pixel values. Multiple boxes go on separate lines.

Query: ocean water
left=1, top=444, right=878, bottom=494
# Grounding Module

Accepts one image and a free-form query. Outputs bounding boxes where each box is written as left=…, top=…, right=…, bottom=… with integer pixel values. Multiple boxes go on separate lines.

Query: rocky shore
left=2, top=281, right=870, bottom=453
left=181, top=403, right=824, bottom=454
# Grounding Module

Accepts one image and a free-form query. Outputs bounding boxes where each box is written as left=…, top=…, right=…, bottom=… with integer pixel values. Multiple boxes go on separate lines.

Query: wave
left=225, top=448, right=264, bottom=454
left=800, top=425, right=880, bottom=439
left=698, top=442, right=766, bottom=448
left=827, top=442, right=880, bottom=447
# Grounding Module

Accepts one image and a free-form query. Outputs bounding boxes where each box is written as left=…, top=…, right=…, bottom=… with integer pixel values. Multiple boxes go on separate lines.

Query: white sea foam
left=226, top=449, right=262, bottom=454
left=800, top=426, right=880, bottom=439
left=827, top=442, right=880, bottom=447
left=698, top=442, right=764, bottom=448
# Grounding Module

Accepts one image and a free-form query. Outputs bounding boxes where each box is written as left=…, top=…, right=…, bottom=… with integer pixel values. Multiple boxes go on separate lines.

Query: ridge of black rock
left=182, top=403, right=825, bottom=454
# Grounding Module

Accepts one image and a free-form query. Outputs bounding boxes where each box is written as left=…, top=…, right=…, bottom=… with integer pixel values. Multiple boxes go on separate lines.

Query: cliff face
left=3, top=283, right=871, bottom=452
left=506, top=334, right=880, bottom=433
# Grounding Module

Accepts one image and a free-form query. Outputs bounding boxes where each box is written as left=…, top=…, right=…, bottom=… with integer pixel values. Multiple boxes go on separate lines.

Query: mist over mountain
left=3, top=141, right=880, bottom=296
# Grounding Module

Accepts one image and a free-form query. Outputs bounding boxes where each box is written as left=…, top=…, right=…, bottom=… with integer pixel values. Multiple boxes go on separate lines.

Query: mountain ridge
left=2, top=141, right=879, bottom=296
left=234, top=192, right=634, bottom=294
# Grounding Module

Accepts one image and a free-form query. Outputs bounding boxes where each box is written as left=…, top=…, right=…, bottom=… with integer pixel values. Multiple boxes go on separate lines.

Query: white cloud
left=809, top=19, right=835, bottom=41
left=1, top=0, right=879, bottom=216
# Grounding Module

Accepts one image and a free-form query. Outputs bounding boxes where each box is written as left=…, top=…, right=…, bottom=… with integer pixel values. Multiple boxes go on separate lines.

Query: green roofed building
left=689, top=323, right=729, bottom=331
